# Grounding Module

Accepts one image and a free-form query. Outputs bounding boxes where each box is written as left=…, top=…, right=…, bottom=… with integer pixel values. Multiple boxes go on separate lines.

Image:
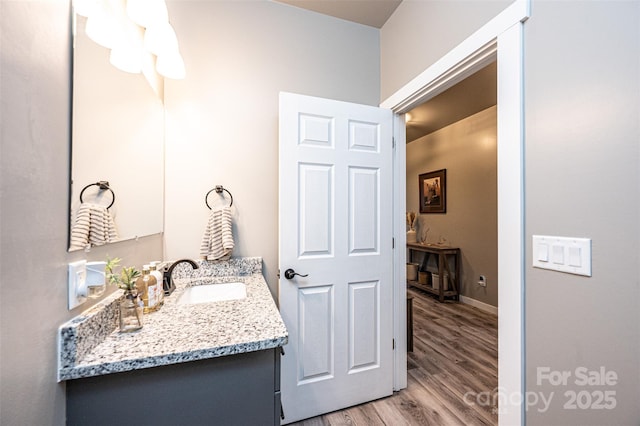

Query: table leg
left=455, top=251, right=460, bottom=301
left=438, top=253, right=444, bottom=302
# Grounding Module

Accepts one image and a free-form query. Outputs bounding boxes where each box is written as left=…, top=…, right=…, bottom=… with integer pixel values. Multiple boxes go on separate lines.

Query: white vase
left=407, top=228, right=417, bottom=243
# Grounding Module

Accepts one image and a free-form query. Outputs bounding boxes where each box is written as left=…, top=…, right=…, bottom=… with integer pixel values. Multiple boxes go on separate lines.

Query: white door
left=279, top=92, right=394, bottom=424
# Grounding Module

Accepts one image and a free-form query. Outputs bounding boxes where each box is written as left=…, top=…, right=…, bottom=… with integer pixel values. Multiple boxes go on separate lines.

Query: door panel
left=348, top=280, right=379, bottom=372
left=298, top=163, right=333, bottom=257
left=279, top=92, right=393, bottom=424
left=349, top=166, right=379, bottom=254
left=299, top=114, right=333, bottom=147
left=349, top=120, right=379, bottom=152
left=298, top=285, right=334, bottom=383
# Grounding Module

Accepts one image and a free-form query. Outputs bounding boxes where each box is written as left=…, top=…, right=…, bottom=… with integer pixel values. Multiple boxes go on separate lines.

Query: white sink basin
left=177, top=282, right=246, bottom=305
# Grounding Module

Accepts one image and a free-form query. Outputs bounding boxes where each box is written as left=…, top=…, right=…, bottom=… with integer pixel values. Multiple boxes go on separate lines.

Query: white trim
left=460, top=295, right=499, bottom=316
left=383, top=1, right=529, bottom=424
left=497, top=20, right=525, bottom=426
left=380, top=0, right=529, bottom=113
left=392, top=114, right=407, bottom=391
left=381, top=42, right=496, bottom=114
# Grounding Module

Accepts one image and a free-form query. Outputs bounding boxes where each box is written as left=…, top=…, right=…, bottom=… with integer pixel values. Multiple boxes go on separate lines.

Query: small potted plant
left=106, top=257, right=143, bottom=333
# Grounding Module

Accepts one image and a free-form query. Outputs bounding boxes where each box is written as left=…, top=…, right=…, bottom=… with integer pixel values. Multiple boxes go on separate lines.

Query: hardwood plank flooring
left=288, top=287, right=498, bottom=426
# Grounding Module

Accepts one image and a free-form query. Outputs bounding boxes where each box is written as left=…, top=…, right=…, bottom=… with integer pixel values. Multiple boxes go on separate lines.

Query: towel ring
left=205, top=185, right=233, bottom=209
left=79, top=181, right=115, bottom=210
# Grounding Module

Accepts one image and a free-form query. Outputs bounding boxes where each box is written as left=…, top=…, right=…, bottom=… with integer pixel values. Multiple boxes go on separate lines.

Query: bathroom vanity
left=58, top=258, right=287, bottom=426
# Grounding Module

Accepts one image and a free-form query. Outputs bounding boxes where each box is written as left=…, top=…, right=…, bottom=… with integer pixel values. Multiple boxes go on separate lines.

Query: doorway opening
left=384, top=3, right=527, bottom=423
left=405, top=61, right=498, bottom=313
left=404, top=61, right=499, bottom=423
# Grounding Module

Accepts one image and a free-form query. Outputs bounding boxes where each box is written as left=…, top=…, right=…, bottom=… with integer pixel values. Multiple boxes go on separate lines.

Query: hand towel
left=200, top=206, right=234, bottom=261
left=70, top=203, right=119, bottom=250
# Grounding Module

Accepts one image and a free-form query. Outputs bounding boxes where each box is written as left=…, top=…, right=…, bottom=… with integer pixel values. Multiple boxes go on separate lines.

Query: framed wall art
left=419, top=169, right=446, bottom=213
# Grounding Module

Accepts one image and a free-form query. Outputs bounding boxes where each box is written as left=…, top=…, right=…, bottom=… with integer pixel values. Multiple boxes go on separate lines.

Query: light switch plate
left=68, top=260, right=87, bottom=310
left=532, top=235, right=591, bottom=276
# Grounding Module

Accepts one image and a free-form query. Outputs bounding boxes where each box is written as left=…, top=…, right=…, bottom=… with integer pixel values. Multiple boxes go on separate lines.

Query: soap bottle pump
left=137, top=265, right=159, bottom=313
left=149, top=262, right=164, bottom=307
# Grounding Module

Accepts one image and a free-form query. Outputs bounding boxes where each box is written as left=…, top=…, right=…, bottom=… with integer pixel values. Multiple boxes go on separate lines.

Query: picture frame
left=419, top=169, right=446, bottom=213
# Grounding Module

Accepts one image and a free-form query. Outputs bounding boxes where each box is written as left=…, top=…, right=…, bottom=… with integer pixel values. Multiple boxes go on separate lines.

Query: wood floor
left=289, top=287, right=498, bottom=426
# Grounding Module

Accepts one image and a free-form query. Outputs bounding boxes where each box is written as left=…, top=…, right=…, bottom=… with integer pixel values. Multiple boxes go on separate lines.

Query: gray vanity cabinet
left=66, top=348, right=281, bottom=426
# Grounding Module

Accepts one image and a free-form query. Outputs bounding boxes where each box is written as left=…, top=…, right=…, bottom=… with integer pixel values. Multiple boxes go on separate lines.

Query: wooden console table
left=407, top=243, right=460, bottom=302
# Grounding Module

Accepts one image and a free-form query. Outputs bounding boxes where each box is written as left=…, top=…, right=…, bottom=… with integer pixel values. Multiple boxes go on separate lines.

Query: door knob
left=284, top=269, right=308, bottom=280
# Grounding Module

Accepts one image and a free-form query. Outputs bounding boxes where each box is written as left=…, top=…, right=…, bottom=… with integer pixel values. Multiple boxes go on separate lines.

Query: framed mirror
left=69, top=13, right=164, bottom=251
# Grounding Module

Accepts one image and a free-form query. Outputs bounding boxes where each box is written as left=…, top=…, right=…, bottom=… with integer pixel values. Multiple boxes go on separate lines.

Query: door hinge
left=393, top=338, right=396, bottom=350
left=392, top=238, right=395, bottom=249
left=392, top=137, right=396, bottom=148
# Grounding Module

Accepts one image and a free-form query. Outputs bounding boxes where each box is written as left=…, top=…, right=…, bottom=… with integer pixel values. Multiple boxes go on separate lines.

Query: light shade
left=110, top=45, right=143, bottom=74
left=81, top=0, right=186, bottom=83
left=144, top=22, right=179, bottom=57
left=109, top=10, right=145, bottom=74
left=142, top=52, right=164, bottom=97
left=127, top=0, right=168, bottom=28
left=85, top=3, right=118, bottom=49
left=156, top=51, right=186, bottom=79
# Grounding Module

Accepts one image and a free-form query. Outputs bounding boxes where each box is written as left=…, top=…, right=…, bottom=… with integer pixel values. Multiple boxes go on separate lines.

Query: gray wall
left=380, top=0, right=512, bottom=101
left=524, top=1, right=640, bottom=423
left=162, top=1, right=380, bottom=297
left=406, top=106, right=497, bottom=307
left=0, top=1, right=379, bottom=424
left=382, top=0, right=640, bottom=423
left=1, top=2, right=164, bottom=425
left=4, top=0, right=638, bottom=424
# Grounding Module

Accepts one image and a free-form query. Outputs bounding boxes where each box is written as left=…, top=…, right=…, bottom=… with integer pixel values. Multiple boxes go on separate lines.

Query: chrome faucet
left=163, top=259, right=199, bottom=295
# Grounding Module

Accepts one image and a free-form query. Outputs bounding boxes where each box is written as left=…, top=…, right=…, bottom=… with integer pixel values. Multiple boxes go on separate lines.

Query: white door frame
left=381, top=1, right=530, bottom=425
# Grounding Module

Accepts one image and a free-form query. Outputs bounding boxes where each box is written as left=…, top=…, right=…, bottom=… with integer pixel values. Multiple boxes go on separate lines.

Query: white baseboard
left=460, top=295, right=498, bottom=316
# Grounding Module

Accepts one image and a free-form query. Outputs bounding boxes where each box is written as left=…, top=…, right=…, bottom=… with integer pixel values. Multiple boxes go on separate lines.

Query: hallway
left=291, top=287, right=498, bottom=425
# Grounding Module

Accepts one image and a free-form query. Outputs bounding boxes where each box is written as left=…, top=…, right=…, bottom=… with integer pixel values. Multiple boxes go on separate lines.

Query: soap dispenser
left=137, top=265, right=160, bottom=313
left=149, top=262, right=164, bottom=307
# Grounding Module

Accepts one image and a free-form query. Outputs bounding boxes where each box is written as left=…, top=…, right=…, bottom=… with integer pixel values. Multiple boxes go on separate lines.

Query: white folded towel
left=200, top=206, right=234, bottom=261
left=70, top=203, right=119, bottom=250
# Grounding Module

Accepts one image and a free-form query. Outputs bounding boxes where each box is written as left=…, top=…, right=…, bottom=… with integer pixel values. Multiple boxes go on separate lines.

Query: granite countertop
left=58, top=257, right=288, bottom=381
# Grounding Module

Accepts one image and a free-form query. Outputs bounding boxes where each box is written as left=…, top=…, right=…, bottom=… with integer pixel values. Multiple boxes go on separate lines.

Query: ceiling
left=275, top=0, right=402, bottom=28
left=405, top=62, right=497, bottom=143
left=273, top=1, right=496, bottom=142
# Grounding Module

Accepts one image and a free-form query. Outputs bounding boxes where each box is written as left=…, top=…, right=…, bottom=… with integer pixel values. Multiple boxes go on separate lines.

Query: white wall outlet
left=478, top=275, right=487, bottom=287
left=68, top=260, right=87, bottom=310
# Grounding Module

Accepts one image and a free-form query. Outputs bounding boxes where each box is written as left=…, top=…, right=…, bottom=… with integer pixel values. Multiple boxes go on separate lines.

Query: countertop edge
left=58, top=335, right=288, bottom=381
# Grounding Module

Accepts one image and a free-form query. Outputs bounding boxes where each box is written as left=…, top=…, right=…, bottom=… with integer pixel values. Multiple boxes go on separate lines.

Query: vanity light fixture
left=74, top=0, right=186, bottom=81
